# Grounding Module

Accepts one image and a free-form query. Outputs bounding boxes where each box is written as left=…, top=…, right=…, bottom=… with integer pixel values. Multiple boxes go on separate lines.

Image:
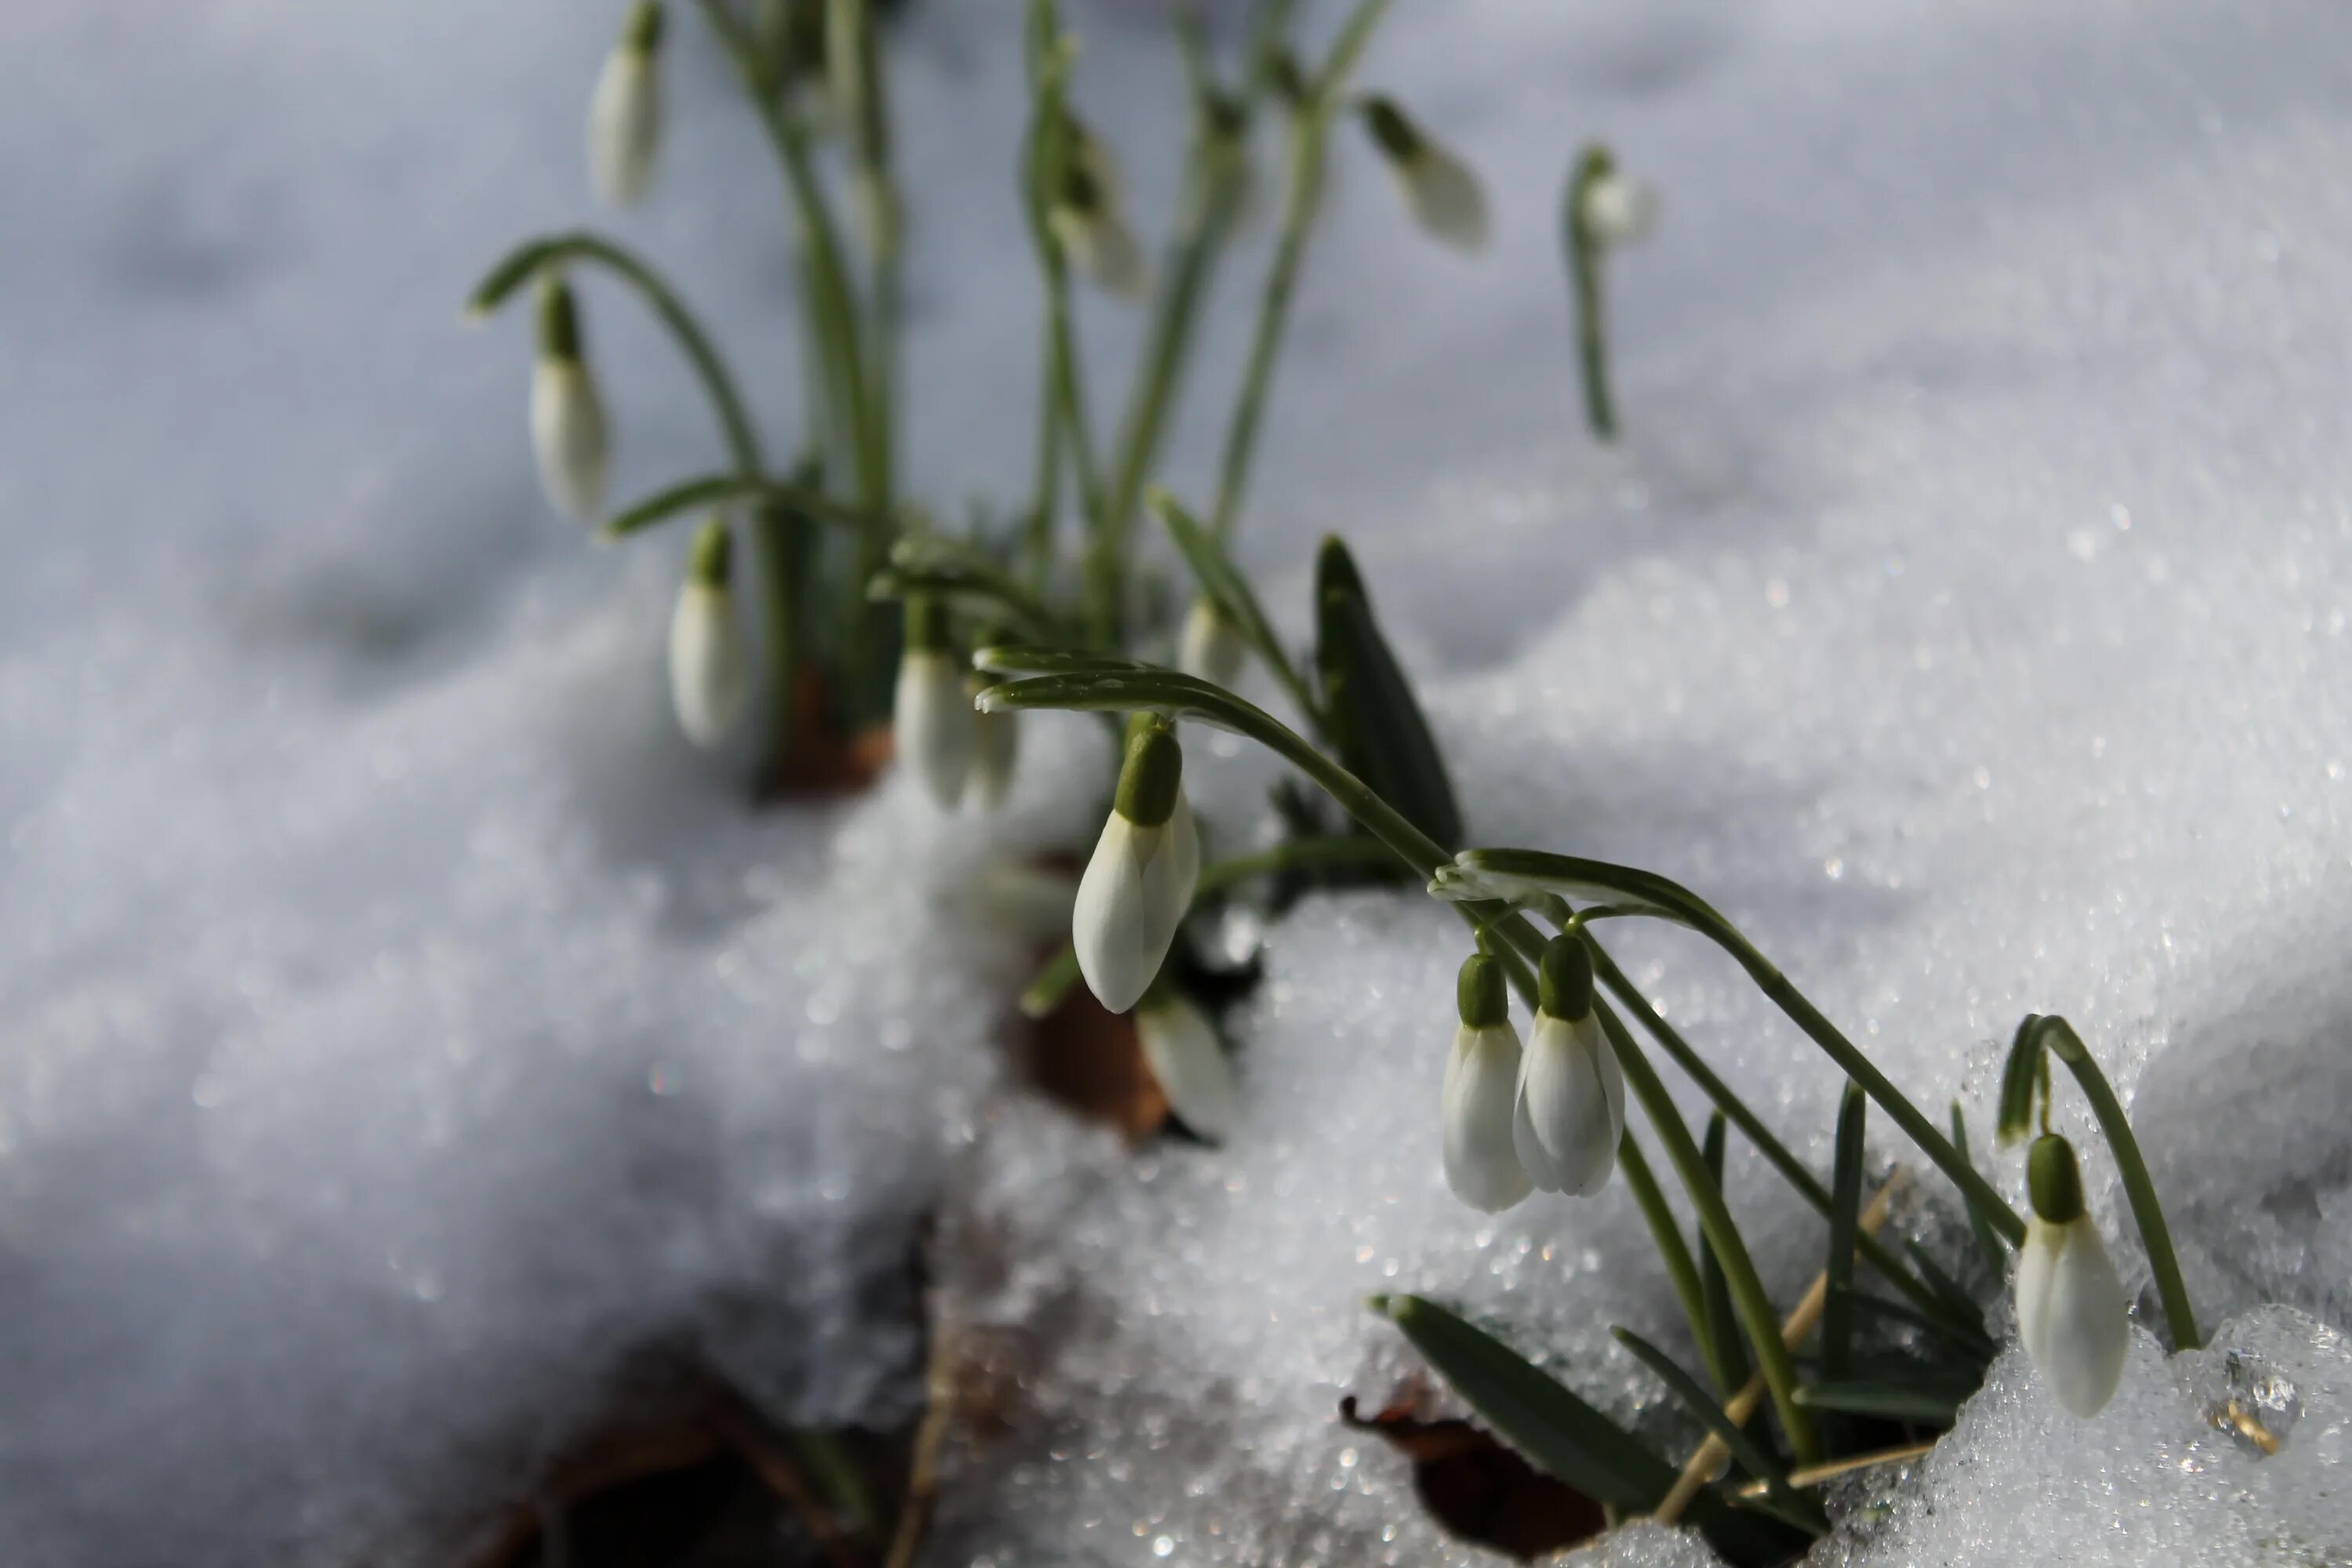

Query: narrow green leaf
left=1697, top=1113, right=1750, bottom=1403
left=1791, top=1381, right=1964, bottom=1425
left=1903, top=1242, right=1987, bottom=1341
left=1020, top=943, right=1082, bottom=1019
left=1823, top=1083, right=1867, bottom=1387
left=1617, top=1137, right=1711, bottom=1398
left=1950, top=1102, right=2010, bottom=1276
left=1829, top=1287, right=1996, bottom=1362
left=1611, top=1329, right=1824, bottom=1537
left=970, top=647, right=1151, bottom=677
left=1997, top=1014, right=2046, bottom=1146
left=1312, top=537, right=1463, bottom=850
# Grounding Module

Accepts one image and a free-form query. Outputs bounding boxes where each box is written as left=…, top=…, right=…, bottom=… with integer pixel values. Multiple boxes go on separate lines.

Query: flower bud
left=1176, top=596, right=1247, bottom=689
left=893, top=597, right=975, bottom=808
left=667, top=518, right=749, bottom=749
left=2016, top=1134, right=2129, bottom=1418
left=1136, top=987, right=1237, bottom=1142
left=1048, top=132, right=1149, bottom=301
left=1072, top=718, right=1200, bottom=1013
left=1443, top=955, right=1530, bottom=1213
left=530, top=274, right=611, bottom=523
left=1359, top=96, right=1487, bottom=252
left=590, top=2, right=666, bottom=206
left=1512, top=934, right=1621, bottom=1196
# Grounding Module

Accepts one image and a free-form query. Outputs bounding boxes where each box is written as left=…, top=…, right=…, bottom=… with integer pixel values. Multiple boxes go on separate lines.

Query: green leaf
left=1312, top=537, right=1463, bottom=850
left=1823, top=1083, right=1867, bottom=1388
left=1697, top=1112, right=1750, bottom=1403
left=1829, top=1287, right=1996, bottom=1362
left=1792, top=1379, right=1965, bottom=1426
left=1610, top=1329, right=1825, bottom=1537
left=1902, top=1242, right=1987, bottom=1342
left=970, top=647, right=1151, bottom=677
left=1997, top=1014, right=2048, bottom=1146
left=1019, top=943, right=1083, bottom=1019
left=867, top=537, right=1075, bottom=642
left=1950, top=1102, right=2011, bottom=1276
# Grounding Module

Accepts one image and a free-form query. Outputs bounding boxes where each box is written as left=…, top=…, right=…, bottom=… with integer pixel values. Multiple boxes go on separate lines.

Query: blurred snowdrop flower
left=1176, top=596, right=1247, bottom=689
left=530, top=274, right=610, bottom=523
left=2016, top=1134, right=2130, bottom=1418
left=893, top=597, right=975, bottom=808
left=966, top=677, right=1019, bottom=810
left=1049, top=125, right=1149, bottom=300
left=1578, top=167, right=1659, bottom=247
left=1442, top=954, right=1530, bottom=1213
left=1073, top=718, right=1200, bottom=1012
left=589, top=2, right=666, bottom=206
left=1136, top=987, right=1237, bottom=1142
left=1513, top=935, right=1624, bottom=1196
left=667, top=518, right=749, bottom=749
left=1359, top=96, right=1487, bottom=252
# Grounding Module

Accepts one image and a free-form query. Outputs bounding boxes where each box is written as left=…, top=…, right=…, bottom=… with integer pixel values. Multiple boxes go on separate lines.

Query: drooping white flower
left=892, top=598, right=975, bottom=808
left=1136, top=988, right=1237, bottom=1142
left=1176, top=596, right=1247, bottom=690
left=1442, top=954, right=1530, bottom=1213
left=1361, top=96, right=1488, bottom=252
left=1049, top=124, right=1149, bottom=300
left=667, top=518, right=749, bottom=750
left=1512, top=935, right=1624, bottom=1197
left=1073, top=720, right=1199, bottom=1013
left=1578, top=169, right=1659, bottom=247
left=589, top=3, right=666, bottom=206
left=530, top=274, right=610, bottom=524
left=2015, top=1134, right=2131, bottom=1418
left=966, top=676, right=1019, bottom=810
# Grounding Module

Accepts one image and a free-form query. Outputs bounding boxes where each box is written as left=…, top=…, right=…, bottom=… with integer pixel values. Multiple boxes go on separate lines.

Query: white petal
left=1177, top=600, right=1247, bottom=689
left=1443, top=1023, right=1530, bottom=1213
left=2016, top=1215, right=2129, bottom=1418
left=1049, top=203, right=1150, bottom=301
left=1580, top=173, right=1658, bottom=245
left=667, top=582, right=748, bottom=749
left=893, top=650, right=975, bottom=808
left=1074, top=814, right=1160, bottom=1013
left=1397, top=147, right=1489, bottom=252
left=589, top=49, right=662, bottom=205
left=531, top=359, right=608, bottom=523
left=1138, top=994, right=1237, bottom=1142
left=1515, top=1012, right=1619, bottom=1197
left=967, top=699, right=1018, bottom=810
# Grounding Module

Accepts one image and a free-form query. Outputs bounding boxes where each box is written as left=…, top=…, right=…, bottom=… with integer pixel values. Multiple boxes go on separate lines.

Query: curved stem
left=2039, top=1018, right=2201, bottom=1349
left=1617, top=1131, right=1715, bottom=1396
left=1191, top=834, right=1397, bottom=898
left=469, top=231, right=764, bottom=474
left=1564, top=149, right=1614, bottom=441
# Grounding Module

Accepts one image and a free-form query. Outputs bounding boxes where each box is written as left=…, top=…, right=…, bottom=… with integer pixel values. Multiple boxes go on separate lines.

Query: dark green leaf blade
left=1312, top=537, right=1463, bottom=850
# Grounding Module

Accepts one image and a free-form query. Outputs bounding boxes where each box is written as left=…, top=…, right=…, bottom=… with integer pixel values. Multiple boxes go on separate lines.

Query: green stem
left=1565, top=149, right=1614, bottom=441
left=1207, top=0, right=1390, bottom=542
left=468, top=231, right=762, bottom=474
left=1617, top=1132, right=1716, bottom=1395
left=1594, top=997, right=1822, bottom=1468
left=2038, top=1018, right=2201, bottom=1350
left=1190, top=834, right=1398, bottom=898
left=1024, top=313, right=1065, bottom=593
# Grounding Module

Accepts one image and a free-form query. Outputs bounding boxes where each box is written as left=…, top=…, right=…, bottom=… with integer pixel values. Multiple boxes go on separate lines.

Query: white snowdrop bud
left=1048, top=134, right=1149, bottom=301
left=589, top=3, right=666, bottom=206
left=966, top=673, right=1019, bottom=811
left=892, top=598, right=975, bottom=808
left=1578, top=168, right=1659, bottom=247
left=1136, top=986, right=1238, bottom=1142
left=1512, top=935, right=1624, bottom=1197
left=2015, top=1134, right=2130, bottom=1418
left=1176, top=596, right=1247, bottom=690
left=1360, top=96, right=1488, bottom=252
left=667, top=519, right=749, bottom=750
left=1443, top=954, right=1531, bottom=1213
left=1073, top=718, right=1200, bottom=1013
left=530, top=274, right=610, bottom=523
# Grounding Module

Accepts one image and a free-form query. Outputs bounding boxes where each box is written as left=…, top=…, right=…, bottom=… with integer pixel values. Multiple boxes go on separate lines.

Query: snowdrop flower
left=589, top=3, right=666, bottom=206
left=1073, top=717, right=1200, bottom=1013
left=1512, top=934, right=1624, bottom=1197
left=1442, top=953, right=1530, bottom=1213
left=966, top=676, right=1019, bottom=810
left=667, top=518, right=749, bottom=749
left=1048, top=128, right=1149, bottom=301
left=1176, top=596, right=1247, bottom=690
left=1135, top=986, right=1237, bottom=1142
left=2015, top=1134, right=2130, bottom=1418
left=892, top=597, right=975, bottom=808
left=1577, top=165, right=1659, bottom=247
left=530, top=274, right=610, bottom=524
left=1359, top=96, right=1488, bottom=252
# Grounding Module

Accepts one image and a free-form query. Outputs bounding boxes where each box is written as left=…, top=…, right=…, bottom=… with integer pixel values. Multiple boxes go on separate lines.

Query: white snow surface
left=7, top=0, right=2352, bottom=1565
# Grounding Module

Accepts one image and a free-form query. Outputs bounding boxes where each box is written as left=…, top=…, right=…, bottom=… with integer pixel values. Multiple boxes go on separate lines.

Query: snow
left=6, top=0, right=2352, bottom=1564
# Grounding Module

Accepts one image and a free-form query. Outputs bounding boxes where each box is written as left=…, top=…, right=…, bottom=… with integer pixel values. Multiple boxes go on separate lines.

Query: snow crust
left=6, top=0, right=2352, bottom=1564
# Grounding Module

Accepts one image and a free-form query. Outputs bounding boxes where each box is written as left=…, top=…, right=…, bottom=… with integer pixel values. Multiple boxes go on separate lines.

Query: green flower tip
left=688, top=517, right=731, bottom=588
left=1456, top=953, right=1508, bottom=1030
left=904, top=594, right=952, bottom=653
left=1359, top=96, right=1421, bottom=163
left=1537, top=933, right=1594, bottom=1022
left=2028, top=1133, right=2085, bottom=1225
left=623, top=2, right=665, bottom=54
left=1113, top=722, right=1184, bottom=828
left=535, top=273, right=582, bottom=361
